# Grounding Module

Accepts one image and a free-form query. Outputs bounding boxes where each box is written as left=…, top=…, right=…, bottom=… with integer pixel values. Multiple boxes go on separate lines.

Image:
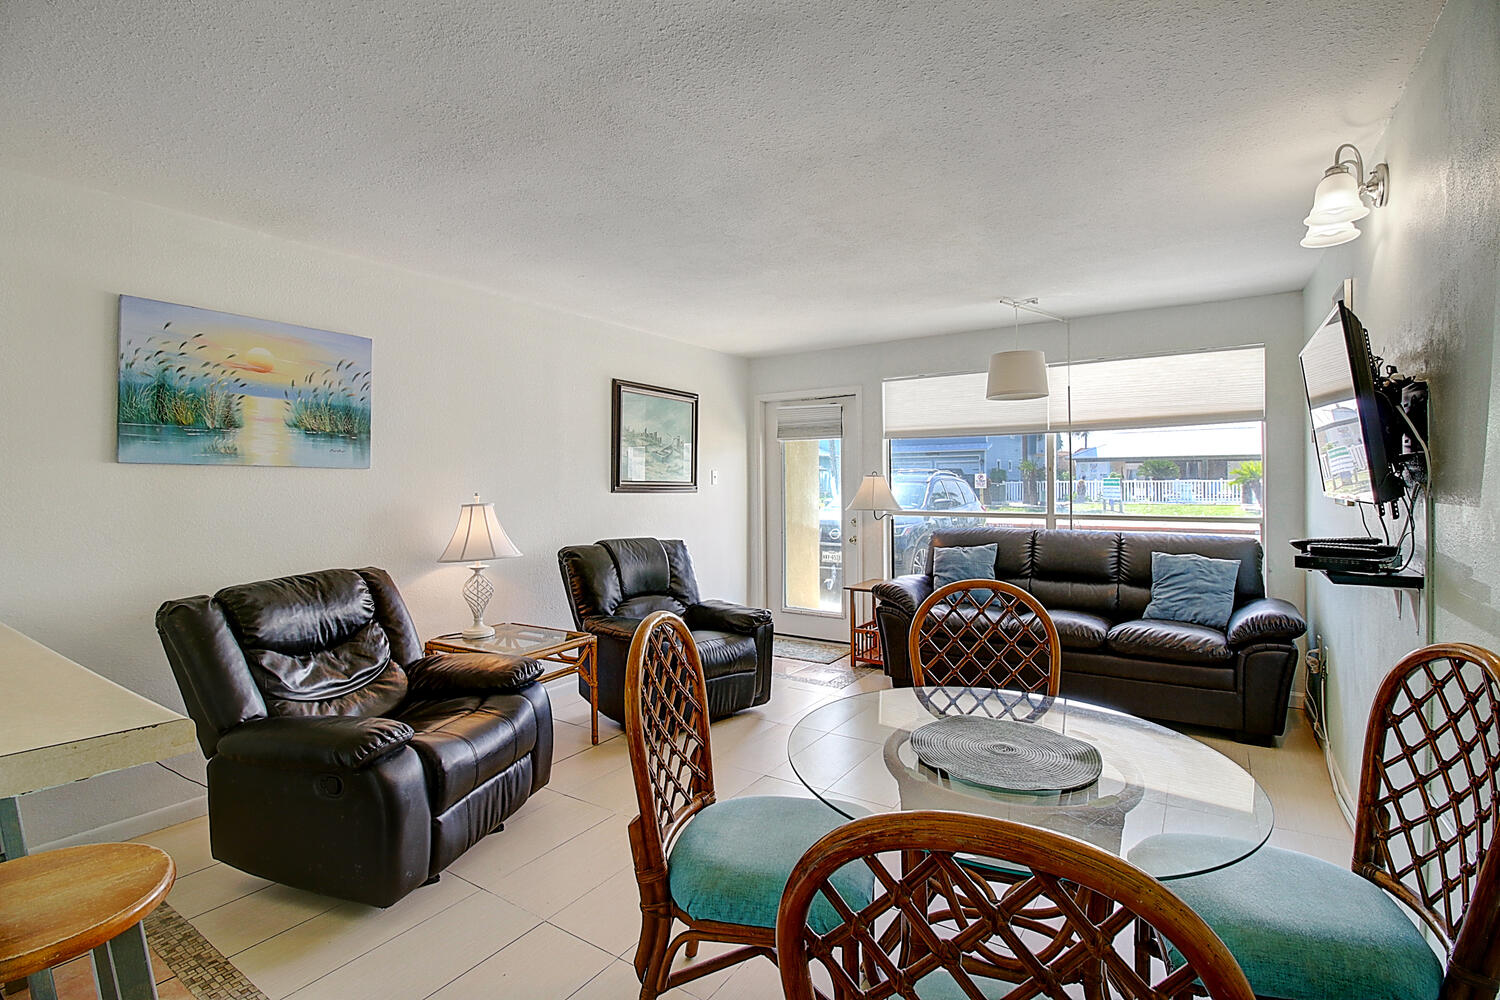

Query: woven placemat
left=911, top=716, right=1102, bottom=793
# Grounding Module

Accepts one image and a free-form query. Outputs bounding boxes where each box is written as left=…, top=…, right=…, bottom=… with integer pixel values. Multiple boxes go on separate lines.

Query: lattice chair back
left=909, top=579, right=1062, bottom=693
left=624, top=612, right=717, bottom=906
left=776, top=810, right=1254, bottom=1000
left=1353, top=642, right=1500, bottom=996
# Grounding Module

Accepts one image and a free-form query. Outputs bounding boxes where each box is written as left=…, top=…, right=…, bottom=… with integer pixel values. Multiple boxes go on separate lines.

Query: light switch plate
left=710, top=469, right=720, bottom=485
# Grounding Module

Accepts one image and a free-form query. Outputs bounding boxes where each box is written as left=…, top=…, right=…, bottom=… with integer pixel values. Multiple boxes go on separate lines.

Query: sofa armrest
left=872, top=575, right=933, bottom=619
left=684, top=600, right=773, bottom=635
left=215, top=716, right=413, bottom=771
left=405, top=652, right=542, bottom=697
left=1227, top=598, right=1308, bottom=647
left=582, top=614, right=643, bottom=644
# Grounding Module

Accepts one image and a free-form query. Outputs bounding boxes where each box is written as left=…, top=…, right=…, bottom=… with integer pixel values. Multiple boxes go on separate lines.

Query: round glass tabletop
left=787, top=686, right=1274, bottom=880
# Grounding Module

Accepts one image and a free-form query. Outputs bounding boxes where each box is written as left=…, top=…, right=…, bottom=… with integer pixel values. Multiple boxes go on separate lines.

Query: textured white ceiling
left=0, top=1, right=1443, bottom=355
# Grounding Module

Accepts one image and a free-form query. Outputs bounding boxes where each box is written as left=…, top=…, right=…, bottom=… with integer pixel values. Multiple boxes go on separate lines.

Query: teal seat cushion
left=667, top=795, right=873, bottom=934
left=915, top=967, right=1012, bottom=998
left=1141, top=836, right=1444, bottom=1000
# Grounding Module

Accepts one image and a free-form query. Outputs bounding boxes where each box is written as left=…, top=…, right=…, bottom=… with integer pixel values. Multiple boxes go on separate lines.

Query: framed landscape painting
left=117, top=295, right=371, bottom=468
left=611, top=379, right=698, bottom=492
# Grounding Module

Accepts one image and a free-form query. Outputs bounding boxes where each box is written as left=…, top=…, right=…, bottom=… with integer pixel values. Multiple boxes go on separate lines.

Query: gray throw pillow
left=932, top=544, right=998, bottom=591
left=1143, top=551, right=1241, bottom=630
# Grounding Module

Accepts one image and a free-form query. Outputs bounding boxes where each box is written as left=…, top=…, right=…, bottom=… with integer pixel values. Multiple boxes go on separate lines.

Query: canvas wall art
left=611, top=378, right=698, bottom=492
left=117, top=295, right=371, bottom=468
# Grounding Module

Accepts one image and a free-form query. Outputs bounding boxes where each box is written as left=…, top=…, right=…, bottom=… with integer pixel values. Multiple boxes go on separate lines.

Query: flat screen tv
left=1301, top=301, right=1401, bottom=505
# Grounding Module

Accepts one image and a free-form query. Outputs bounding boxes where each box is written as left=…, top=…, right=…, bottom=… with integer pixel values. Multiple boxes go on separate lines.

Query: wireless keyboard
left=1289, top=536, right=1381, bottom=551
left=1306, top=542, right=1399, bottom=559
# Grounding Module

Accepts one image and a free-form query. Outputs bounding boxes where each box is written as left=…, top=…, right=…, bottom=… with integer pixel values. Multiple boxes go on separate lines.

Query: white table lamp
left=439, top=493, right=522, bottom=639
left=846, top=472, right=902, bottom=520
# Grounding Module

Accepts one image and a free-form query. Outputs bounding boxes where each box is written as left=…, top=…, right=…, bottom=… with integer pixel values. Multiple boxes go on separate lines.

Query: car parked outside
left=889, top=469, right=985, bottom=574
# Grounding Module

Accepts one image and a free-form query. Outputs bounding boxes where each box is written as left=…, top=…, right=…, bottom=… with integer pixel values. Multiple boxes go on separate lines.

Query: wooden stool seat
left=0, top=843, right=174, bottom=982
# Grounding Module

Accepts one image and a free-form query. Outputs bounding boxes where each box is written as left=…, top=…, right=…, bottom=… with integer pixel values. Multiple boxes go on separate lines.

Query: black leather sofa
left=558, top=537, right=773, bottom=722
left=156, top=567, right=552, bottom=907
left=874, top=528, right=1306, bottom=740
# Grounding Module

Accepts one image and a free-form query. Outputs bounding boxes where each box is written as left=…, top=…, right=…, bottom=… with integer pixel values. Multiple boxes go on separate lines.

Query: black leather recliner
left=156, top=567, right=552, bottom=907
left=557, top=537, right=773, bottom=722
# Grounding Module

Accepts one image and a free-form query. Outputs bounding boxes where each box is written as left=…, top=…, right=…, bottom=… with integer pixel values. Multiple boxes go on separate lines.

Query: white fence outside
left=987, top=478, right=1245, bottom=506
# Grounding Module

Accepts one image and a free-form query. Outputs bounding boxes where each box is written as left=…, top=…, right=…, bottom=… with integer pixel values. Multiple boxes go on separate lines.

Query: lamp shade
left=1300, top=221, right=1361, bottom=248
left=846, top=473, right=902, bottom=513
left=439, top=493, right=522, bottom=562
left=1303, top=167, right=1370, bottom=226
left=986, top=350, right=1049, bottom=400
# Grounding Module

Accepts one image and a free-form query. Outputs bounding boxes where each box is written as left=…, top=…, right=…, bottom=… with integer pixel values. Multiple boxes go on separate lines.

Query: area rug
left=774, top=657, right=882, bottom=689
left=774, top=635, right=849, bottom=663
left=145, top=904, right=268, bottom=1000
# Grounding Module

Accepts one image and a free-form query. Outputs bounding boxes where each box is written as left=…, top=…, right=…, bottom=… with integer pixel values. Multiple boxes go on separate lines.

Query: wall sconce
left=1301, top=143, right=1389, bottom=248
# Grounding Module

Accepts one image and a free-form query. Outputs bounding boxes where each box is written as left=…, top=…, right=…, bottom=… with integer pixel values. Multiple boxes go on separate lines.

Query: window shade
left=776, top=402, right=843, bottom=440
left=1050, top=347, right=1264, bottom=430
left=883, top=347, right=1264, bottom=437
left=883, top=372, right=1050, bottom=438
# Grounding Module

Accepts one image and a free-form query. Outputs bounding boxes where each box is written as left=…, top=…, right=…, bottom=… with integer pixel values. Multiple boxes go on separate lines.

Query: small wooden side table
left=843, top=578, right=888, bottom=667
left=425, top=623, right=600, bottom=745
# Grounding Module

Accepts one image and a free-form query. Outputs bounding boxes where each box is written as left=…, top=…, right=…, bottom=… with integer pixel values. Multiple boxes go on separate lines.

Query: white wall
left=0, top=170, right=751, bottom=846
left=1301, top=0, right=1500, bottom=806
left=748, top=292, right=1308, bottom=630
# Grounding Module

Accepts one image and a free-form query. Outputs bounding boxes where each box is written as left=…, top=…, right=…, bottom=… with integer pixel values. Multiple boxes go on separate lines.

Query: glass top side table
left=426, top=623, right=600, bottom=744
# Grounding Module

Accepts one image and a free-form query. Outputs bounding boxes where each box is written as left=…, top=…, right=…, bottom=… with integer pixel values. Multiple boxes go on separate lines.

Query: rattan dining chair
left=622, top=611, right=873, bottom=1000
left=909, top=579, right=1062, bottom=693
left=776, top=810, right=1255, bottom=1000
left=1146, top=642, right=1500, bottom=1000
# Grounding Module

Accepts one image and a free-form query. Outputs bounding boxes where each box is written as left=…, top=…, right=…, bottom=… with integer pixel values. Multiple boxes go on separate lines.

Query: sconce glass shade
left=1300, top=221, right=1361, bottom=248
left=1304, top=167, right=1370, bottom=226
left=985, top=350, right=1050, bottom=400
left=846, top=472, right=902, bottom=513
left=439, top=493, right=522, bottom=562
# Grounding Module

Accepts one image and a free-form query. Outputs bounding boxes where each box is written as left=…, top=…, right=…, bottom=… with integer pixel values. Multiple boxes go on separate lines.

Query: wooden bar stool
left=0, top=844, right=174, bottom=1000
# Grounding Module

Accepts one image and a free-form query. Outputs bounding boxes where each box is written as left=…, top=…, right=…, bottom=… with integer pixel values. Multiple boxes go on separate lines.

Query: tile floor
left=107, top=660, right=1348, bottom=1000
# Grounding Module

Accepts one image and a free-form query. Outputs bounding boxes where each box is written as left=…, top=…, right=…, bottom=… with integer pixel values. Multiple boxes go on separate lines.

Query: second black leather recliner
left=557, top=537, right=773, bottom=722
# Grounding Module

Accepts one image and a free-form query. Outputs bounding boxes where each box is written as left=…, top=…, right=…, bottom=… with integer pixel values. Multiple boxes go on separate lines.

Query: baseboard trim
left=32, top=794, right=207, bottom=853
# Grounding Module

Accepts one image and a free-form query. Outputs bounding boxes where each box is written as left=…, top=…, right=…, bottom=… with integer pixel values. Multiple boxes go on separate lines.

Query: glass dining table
left=787, top=686, right=1274, bottom=880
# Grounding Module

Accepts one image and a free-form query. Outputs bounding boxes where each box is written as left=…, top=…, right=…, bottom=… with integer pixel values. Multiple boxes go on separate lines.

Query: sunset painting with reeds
left=117, top=295, right=371, bottom=467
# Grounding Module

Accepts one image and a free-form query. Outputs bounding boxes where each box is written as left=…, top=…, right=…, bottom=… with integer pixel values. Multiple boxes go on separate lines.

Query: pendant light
left=986, top=299, right=1049, bottom=400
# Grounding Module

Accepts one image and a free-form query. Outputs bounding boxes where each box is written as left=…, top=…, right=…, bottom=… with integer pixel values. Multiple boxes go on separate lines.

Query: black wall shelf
left=1319, top=569, right=1425, bottom=590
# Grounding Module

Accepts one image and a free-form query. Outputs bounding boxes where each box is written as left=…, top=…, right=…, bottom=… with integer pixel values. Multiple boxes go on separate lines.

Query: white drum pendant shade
left=986, top=349, right=1049, bottom=401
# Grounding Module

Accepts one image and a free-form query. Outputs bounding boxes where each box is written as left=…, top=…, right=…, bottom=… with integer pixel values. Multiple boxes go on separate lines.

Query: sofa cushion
left=1118, top=533, right=1264, bottom=620
left=1107, top=619, right=1232, bottom=664
left=400, top=692, right=538, bottom=813
left=933, top=544, right=997, bottom=591
left=1143, top=552, right=1241, bottom=630
left=1029, top=529, right=1121, bottom=618
left=691, top=629, right=758, bottom=680
left=668, top=796, right=872, bottom=933
left=1046, top=610, right=1109, bottom=650
left=930, top=527, right=1034, bottom=584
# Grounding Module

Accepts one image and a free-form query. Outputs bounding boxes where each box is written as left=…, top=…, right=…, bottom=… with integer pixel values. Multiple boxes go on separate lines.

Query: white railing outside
left=984, top=479, right=1245, bottom=506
